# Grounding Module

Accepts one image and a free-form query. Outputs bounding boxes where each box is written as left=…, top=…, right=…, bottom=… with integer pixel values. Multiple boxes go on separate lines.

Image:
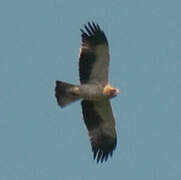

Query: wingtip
left=80, top=21, right=108, bottom=45
left=91, top=135, right=117, bottom=163
left=92, top=144, right=116, bottom=163
left=81, top=21, right=102, bottom=34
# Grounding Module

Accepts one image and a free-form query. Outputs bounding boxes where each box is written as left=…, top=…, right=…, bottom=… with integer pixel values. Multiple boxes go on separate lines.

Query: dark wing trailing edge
left=79, top=22, right=110, bottom=85
left=81, top=100, right=117, bottom=163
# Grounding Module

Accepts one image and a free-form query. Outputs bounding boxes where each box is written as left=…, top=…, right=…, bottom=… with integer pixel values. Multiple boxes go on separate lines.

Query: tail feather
left=55, top=81, right=81, bottom=108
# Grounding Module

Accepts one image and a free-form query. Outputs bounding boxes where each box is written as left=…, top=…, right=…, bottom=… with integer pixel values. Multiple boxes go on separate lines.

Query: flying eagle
left=55, top=22, right=119, bottom=163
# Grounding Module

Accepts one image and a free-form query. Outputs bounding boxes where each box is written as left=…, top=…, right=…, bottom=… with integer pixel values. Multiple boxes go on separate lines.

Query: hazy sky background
left=0, top=0, right=180, bottom=179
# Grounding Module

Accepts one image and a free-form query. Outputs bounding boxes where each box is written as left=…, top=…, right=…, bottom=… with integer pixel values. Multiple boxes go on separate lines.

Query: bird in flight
left=55, top=22, right=119, bottom=163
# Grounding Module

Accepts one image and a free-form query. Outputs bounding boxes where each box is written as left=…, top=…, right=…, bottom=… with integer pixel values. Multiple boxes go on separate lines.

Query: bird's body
left=76, top=83, right=104, bottom=100
left=55, top=22, right=119, bottom=163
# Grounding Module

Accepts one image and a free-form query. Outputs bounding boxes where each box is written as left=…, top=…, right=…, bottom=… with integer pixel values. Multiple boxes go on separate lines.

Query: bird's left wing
left=79, top=22, right=110, bottom=85
left=81, top=99, right=117, bottom=163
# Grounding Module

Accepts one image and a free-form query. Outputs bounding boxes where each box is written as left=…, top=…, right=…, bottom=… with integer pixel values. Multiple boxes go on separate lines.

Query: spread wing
left=81, top=100, right=117, bottom=163
left=79, top=22, right=110, bottom=85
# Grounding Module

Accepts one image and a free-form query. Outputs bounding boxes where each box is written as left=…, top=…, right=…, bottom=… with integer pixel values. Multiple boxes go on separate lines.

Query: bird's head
left=102, top=84, right=120, bottom=98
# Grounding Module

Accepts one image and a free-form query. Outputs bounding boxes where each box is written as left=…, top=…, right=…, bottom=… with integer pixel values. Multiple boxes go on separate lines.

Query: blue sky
left=0, top=0, right=181, bottom=179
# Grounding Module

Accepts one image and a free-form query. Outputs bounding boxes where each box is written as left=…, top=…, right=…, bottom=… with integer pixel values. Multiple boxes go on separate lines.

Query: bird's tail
left=55, top=81, right=81, bottom=108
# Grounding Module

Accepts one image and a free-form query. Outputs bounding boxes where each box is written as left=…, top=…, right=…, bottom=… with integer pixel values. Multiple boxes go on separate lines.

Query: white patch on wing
left=79, top=45, right=92, bottom=58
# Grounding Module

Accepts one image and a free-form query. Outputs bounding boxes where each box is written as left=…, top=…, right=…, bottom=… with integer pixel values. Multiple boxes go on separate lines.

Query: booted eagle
left=55, top=22, right=119, bottom=163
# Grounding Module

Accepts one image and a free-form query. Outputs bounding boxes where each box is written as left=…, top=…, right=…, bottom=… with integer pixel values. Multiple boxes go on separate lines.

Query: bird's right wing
left=81, top=99, right=117, bottom=163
